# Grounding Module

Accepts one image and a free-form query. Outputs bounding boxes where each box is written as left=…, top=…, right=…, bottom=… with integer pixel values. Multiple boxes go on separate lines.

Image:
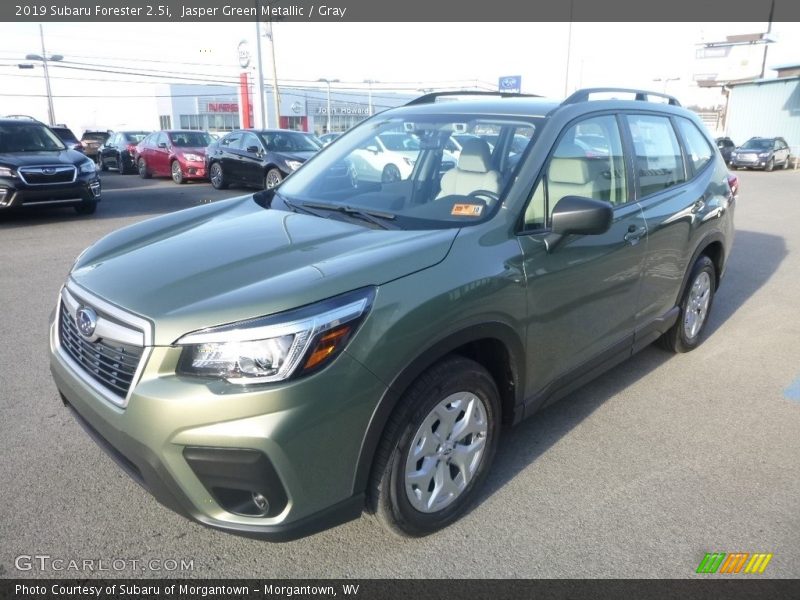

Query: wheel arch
left=677, top=232, right=725, bottom=303
left=352, top=322, right=525, bottom=496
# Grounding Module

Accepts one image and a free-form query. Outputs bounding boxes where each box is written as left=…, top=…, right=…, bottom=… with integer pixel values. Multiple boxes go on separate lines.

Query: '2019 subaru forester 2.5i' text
left=50, top=88, right=735, bottom=540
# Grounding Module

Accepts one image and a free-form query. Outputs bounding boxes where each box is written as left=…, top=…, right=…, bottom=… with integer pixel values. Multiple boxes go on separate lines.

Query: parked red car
left=135, top=130, right=213, bottom=184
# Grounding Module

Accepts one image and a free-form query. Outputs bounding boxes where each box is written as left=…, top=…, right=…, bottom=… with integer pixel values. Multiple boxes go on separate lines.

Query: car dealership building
left=155, top=84, right=415, bottom=136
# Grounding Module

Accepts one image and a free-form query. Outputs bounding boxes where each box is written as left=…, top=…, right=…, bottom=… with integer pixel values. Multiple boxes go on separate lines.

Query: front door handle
left=624, top=225, right=647, bottom=243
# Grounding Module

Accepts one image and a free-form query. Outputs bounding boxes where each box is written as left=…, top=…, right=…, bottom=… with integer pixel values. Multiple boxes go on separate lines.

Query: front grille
left=19, top=165, right=77, bottom=185
left=59, top=302, right=143, bottom=398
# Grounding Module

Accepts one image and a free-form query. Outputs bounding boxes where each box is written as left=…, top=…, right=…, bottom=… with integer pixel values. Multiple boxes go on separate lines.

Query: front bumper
left=730, top=156, right=769, bottom=169
left=180, top=160, right=207, bottom=179
left=0, top=175, right=100, bottom=210
left=49, top=295, right=386, bottom=540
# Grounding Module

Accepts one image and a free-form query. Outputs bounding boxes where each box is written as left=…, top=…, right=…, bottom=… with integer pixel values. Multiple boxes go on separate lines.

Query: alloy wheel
left=683, top=271, right=712, bottom=340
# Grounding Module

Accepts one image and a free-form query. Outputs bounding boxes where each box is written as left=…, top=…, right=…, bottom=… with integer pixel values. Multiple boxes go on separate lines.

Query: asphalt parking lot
left=1, top=169, right=798, bottom=579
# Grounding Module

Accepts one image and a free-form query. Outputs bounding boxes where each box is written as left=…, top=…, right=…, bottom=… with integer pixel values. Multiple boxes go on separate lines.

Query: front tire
left=381, top=164, right=401, bottom=183
left=74, top=199, right=97, bottom=215
left=171, top=160, right=185, bottom=184
left=209, top=162, right=228, bottom=189
left=368, top=356, right=501, bottom=537
left=765, top=158, right=774, bottom=172
left=138, top=158, right=151, bottom=179
left=659, top=255, right=716, bottom=353
left=265, top=168, right=283, bottom=189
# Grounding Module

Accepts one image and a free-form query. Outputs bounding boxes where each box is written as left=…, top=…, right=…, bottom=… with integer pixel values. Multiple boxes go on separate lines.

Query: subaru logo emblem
left=42, top=167, right=56, bottom=175
left=76, top=306, right=98, bottom=339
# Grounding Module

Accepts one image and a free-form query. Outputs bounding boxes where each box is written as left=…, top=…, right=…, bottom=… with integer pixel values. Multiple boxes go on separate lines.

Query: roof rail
left=562, top=88, right=681, bottom=107
left=3, top=114, right=42, bottom=121
left=406, top=90, right=543, bottom=106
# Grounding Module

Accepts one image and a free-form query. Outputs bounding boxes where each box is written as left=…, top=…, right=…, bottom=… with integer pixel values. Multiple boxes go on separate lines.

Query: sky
left=1, top=20, right=799, bottom=132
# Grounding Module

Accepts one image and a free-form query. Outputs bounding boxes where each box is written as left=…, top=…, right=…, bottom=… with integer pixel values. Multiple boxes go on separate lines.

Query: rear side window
left=677, top=118, right=713, bottom=174
left=626, top=115, right=686, bottom=198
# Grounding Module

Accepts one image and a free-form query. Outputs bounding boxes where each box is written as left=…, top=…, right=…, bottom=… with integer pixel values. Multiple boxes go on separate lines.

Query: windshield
left=277, top=114, right=541, bottom=230
left=740, top=139, right=772, bottom=150
left=170, top=131, right=213, bottom=147
left=0, top=123, right=66, bottom=152
left=262, top=131, right=320, bottom=153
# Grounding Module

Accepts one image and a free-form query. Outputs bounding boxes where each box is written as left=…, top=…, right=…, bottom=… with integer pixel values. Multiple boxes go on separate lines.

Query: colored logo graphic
left=696, top=552, right=773, bottom=574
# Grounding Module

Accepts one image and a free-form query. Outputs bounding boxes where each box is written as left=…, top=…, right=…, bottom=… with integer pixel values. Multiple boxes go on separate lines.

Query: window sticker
left=451, top=203, right=484, bottom=217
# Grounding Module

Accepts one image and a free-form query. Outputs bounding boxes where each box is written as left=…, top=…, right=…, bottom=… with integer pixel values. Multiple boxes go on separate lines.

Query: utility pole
left=254, top=1, right=267, bottom=127
left=24, top=25, right=63, bottom=125
left=265, top=19, right=281, bottom=128
left=759, top=0, right=776, bottom=79
left=563, top=0, right=574, bottom=96
left=364, top=79, right=378, bottom=115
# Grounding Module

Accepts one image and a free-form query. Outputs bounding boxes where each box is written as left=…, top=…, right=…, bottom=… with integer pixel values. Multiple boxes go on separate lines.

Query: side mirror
left=366, top=145, right=379, bottom=153
left=157, top=142, right=168, bottom=149
left=246, top=145, right=260, bottom=154
left=544, top=196, right=613, bottom=252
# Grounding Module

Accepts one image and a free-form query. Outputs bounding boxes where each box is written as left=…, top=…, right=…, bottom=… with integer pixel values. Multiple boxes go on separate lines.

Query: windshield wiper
left=301, top=201, right=398, bottom=230
left=276, top=194, right=330, bottom=219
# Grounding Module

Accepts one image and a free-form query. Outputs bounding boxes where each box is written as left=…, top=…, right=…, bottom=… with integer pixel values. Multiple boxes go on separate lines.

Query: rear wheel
left=265, top=168, right=283, bottom=189
left=138, top=158, right=151, bottom=179
left=97, top=154, right=107, bottom=172
left=784, top=155, right=792, bottom=170
left=209, top=162, right=228, bottom=189
left=368, top=356, right=501, bottom=537
left=382, top=164, right=401, bottom=183
left=659, top=255, right=715, bottom=353
left=171, top=160, right=185, bottom=184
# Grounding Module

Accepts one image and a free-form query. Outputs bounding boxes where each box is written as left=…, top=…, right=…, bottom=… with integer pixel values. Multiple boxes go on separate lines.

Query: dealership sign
left=237, top=40, right=250, bottom=69
left=316, top=105, right=369, bottom=115
left=199, top=100, right=240, bottom=113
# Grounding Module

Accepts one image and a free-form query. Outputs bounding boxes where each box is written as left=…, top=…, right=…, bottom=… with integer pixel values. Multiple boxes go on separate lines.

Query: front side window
left=277, top=114, right=540, bottom=230
left=677, top=118, right=713, bottom=174
left=627, top=114, right=686, bottom=198
left=523, top=114, right=627, bottom=231
left=221, top=132, right=242, bottom=149
left=241, top=132, right=262, bottom=153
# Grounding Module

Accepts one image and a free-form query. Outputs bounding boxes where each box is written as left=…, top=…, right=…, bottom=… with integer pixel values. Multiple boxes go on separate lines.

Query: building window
left=159, top=115, right=171, bottom=129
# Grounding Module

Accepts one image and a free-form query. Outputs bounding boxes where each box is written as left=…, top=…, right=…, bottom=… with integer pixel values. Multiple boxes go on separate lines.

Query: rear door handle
left=691, top=199, right=706, bottom=213
left=624, top=225, right=647, bottom=243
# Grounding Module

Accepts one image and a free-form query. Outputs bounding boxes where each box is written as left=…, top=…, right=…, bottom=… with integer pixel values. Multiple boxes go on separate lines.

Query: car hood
left=70, top=195, right=458, bottom=345
left=0, top=149, right=86, bottom=168
left=174, top=146, right=207, bottom=156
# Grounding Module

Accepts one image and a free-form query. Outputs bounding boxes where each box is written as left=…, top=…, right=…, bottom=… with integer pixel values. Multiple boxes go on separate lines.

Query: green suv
left=50, top=88, right=736, bottom=540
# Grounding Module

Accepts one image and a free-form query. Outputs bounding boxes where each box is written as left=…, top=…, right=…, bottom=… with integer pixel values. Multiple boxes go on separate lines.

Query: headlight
left=0, top=166, right=17, bottom=177
left=175, top=287, right=375, bottom=384
left=182, top=153, right=203, bottom=162
left=78, top=160, right=96, bottom=174
left=285, top=160, right=303, bottom=171
left=758, top=152, right=769, bottom=158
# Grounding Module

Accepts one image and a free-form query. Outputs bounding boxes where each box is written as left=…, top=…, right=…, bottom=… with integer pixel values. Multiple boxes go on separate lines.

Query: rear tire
left=97, top=155, right=107, bottom=172
left=659, top=255, right=716, bottom=353
left=368, top=356, right=501, bottom=537
left=784, top=156, right=792, bottom=170
left=138, top=158, right=151, bottom=179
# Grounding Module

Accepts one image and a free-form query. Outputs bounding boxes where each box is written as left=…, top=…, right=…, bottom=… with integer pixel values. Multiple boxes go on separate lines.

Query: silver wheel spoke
left=405, top=391, right=489, bottom=513
left=683, top=271, right=712, bottom=340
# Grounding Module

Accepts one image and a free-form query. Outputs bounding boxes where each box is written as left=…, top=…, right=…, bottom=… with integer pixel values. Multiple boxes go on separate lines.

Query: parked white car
left=350, top=132, right=456, bottom=183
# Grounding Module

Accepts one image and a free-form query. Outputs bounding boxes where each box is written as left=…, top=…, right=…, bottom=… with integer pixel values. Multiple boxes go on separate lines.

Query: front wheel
left=659, top=255, right=715, bottom=353
left=171, top=160, right=185, bottom=184
left=765, top=158, right=774, bottom=172
left=138, top=158, right=151, bottom=179
left=74, top=199, right=97, bottom=215
left=368, top=356, right=501, bottom=537
left=265, top=168, right=283, bottom=189
left=381, top=164, right=401, bottom=183
left=209, top=162, right=228, bottom=189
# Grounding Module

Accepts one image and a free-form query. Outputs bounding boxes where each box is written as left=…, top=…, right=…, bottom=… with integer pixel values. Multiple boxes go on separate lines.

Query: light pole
left=25, top=24, right=62, bottom=125
left=317, top=78, right=339, bottom=133
left=364, top=79, right=379, bottom=115
left=264, top=19, right=281, bottom=128
left=653, top=77, right=680, bottom=93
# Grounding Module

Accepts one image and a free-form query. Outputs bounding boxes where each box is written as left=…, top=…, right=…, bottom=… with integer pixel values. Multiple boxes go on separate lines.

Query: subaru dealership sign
left=498, top=75, right=522, bottom=93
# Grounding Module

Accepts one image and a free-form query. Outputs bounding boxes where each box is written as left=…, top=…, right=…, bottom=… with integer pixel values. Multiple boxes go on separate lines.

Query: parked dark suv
left=50, top=88, right=735, bottom=540
left=729, top=136, right=792, bottom=171
left=715, top=137, right=735, bottom=164
left=1, top=118, right=101, bottom=214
